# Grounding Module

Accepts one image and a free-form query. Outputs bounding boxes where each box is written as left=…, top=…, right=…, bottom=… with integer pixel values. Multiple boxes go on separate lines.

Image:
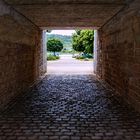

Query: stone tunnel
left=0, top=0, right=140, bottom=110
left=0, top=0, right=140, bottom=140
left=0, top=0, right=140, bottom=112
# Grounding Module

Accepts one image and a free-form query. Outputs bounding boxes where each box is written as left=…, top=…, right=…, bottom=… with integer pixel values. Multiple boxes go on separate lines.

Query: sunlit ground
left=47, top=54, right=94, bottom=74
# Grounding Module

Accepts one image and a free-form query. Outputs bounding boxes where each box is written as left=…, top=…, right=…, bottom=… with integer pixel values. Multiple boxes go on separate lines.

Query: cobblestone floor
left=0, top=75, right=140, bottom=140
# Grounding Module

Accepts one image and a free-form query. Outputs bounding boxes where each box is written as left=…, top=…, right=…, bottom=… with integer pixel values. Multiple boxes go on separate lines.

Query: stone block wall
left=0, top=0, right=46, bottom=109
left=97, top=0, right=140, bottom=112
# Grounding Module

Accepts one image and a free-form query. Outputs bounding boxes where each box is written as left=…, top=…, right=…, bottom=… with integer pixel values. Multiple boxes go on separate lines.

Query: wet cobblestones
left=0, top=75, right=140, bottom=140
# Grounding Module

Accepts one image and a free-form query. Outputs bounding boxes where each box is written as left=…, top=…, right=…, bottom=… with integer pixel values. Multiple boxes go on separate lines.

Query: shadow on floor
left=0, top=75, right=140, bottom=140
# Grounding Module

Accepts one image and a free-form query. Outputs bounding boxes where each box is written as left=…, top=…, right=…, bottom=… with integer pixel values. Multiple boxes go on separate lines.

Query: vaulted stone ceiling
left=5, top=0, right=129, bottom=28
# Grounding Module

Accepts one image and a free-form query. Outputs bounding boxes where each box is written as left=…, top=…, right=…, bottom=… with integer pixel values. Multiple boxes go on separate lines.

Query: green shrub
left=76, top=55, right=85, bottom=59
left=74, top=53, right=93, bottom=60
left=47, top=55, right=60, bottom=61
left=85, top=54, right=93, bottom=58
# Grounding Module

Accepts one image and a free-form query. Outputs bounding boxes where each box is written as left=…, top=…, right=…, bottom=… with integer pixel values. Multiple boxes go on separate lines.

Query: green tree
left=76, top=30, right=81, bottom=35
left=47, top=34, right=72, bottom=50
left=72, top=33, right=85, bottom=52
left=47, top=39, right=63, bottom=56
left=72, top=30, right=94, bottom=54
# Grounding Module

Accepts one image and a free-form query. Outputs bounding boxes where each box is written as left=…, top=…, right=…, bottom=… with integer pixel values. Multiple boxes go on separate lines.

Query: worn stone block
left=97, top=0, right=140, bottom=112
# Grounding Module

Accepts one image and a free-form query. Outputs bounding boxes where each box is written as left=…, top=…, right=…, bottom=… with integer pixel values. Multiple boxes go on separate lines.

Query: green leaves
left=72, top=30, right=94, bottom=54
left=47, top=39, right=63, bottom=55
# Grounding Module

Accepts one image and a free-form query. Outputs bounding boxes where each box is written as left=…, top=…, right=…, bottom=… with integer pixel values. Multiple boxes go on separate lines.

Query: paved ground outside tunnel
left=0, top=75, right=140, bottom=140
left=47, top=54, right=93, bottom=74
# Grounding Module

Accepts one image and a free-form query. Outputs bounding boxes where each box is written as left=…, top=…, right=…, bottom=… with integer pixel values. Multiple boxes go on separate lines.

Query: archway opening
left=44, top=29, right=96, bottom=75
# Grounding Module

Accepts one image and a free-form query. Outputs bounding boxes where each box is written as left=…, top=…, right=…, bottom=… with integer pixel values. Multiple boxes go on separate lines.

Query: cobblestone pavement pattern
left=0, top=75, right=140, bottom=140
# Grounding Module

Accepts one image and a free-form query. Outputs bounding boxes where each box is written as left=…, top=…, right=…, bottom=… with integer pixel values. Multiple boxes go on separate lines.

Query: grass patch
left=76, top=56, right=85, bottom=60
left=73, top=54, right=93, bottom=61
left=47, top=55, right=60, bottom=61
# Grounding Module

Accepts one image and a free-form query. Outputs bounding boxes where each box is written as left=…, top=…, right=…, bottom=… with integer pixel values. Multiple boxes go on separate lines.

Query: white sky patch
left=49, top=30, right=76, bottom=36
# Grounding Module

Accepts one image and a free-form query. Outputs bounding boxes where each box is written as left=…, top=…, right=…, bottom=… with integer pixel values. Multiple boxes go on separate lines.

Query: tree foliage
left=47, top=39, right=63, bottom=56
left=72, top=30, right=94, bottom=54
left=47, top=34, right=72, bottom=49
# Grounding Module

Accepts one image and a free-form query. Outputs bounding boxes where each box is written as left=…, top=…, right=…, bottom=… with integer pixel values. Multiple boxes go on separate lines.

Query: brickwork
left=0, top=42, right=33, bottom=108
left=0, top=0, right=46, bottom=110
left=34, top=30, right=46, bottom=80
left=5, top=0, right=125, bottom=28
left=97, top=0, right=140, bottom=112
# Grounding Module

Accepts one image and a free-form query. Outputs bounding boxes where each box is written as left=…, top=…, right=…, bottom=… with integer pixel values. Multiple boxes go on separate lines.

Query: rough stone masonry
left=0, top=0, right=46, bottom=110
left=97, top=0, right=140, bottom=112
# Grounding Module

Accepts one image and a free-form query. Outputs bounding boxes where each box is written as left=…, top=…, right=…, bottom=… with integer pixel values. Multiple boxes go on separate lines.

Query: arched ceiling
left=4, top=0, right=130, bottom=29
